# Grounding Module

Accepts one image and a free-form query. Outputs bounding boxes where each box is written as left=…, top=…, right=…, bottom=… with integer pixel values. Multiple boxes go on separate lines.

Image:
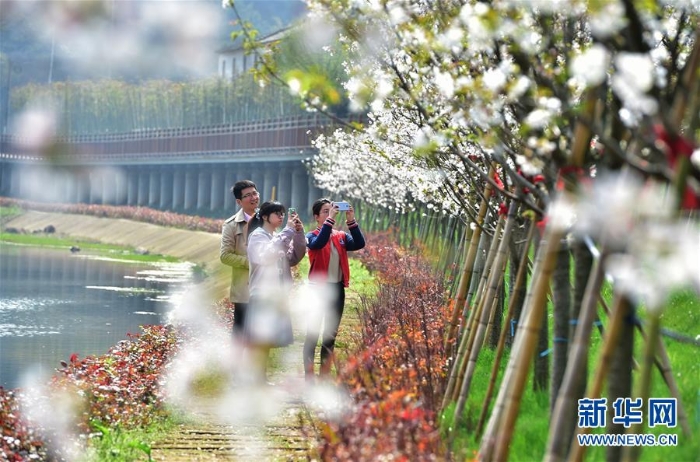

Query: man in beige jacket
left=220, top=179, right=259, bottom=336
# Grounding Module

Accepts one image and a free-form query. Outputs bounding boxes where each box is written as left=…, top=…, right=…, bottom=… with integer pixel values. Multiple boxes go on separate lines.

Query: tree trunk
left=488, top=281, right=504, bottom=348
left=605, top=305, right=635, bottom=462
left=568, top=295, right=633, bottom=462
left=550, top=239, right=571, bottom=408
left=507, top=230, right=528, bottom=347
left=544, top=250, right=602, bottom=462
left=534, top=305, right=549, bottom=392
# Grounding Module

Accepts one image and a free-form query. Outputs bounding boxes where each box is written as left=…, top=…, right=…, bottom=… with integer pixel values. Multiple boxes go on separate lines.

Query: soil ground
left=3, top=211, right=327, bottom=461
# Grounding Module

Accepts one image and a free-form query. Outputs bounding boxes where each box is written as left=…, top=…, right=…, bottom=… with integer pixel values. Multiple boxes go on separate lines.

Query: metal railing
left=0, top=114, right=361, bottom=162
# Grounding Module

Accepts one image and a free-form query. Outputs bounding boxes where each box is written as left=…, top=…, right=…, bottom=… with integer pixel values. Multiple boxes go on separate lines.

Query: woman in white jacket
left=244, top=201, right=306, bottom=384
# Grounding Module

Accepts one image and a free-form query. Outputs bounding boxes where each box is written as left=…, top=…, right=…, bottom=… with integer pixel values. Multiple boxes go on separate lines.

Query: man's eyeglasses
left=241, top=191, right=259, bottom=200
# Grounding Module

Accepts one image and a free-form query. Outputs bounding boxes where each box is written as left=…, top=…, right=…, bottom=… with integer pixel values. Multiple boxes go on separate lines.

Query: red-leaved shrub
left=1, top=325, right=180, bottom=460
left=317, top=231, right=450, bottom=461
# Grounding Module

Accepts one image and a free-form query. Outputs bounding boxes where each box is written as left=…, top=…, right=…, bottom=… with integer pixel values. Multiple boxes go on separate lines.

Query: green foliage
left=9, top=76, right=309, bottom=135
left=88, top=418, right=167, bottom=462
left=347, top=257, right=378, bottom=299
left=0, top=205, right=22, bottom=220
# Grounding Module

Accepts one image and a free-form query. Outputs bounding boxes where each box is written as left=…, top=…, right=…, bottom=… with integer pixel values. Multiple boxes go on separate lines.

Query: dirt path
left=3, top=211, right=321, bottom=461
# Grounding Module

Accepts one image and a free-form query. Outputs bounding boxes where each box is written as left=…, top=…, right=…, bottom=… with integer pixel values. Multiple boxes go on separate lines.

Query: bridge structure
left=0, top=115, right=352, bottom=221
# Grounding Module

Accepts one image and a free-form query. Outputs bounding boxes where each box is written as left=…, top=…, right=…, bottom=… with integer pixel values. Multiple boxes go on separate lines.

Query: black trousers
left=303, top=282, right=345, bottom=373
left=232, top=302, right=248, bottom=334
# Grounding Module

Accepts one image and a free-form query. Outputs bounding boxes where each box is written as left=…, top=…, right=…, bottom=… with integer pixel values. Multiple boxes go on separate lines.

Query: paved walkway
left=3, top=211, right=320, bottom=461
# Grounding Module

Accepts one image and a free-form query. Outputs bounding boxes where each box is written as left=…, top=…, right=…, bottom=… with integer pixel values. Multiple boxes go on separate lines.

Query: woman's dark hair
left=311, top=198, right=332, bottom=216
left=247, top=201, right=286, bottom=237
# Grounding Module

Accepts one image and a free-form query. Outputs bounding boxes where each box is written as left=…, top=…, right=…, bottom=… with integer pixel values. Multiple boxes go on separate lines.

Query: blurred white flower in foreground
left=303, top=381, right=352, bottom=422
left=570, top=172, right=700, bottom=312
left=606, top=222, right=700, bottom=313
left=612, top=52, right=659, bottom=124
left=162, top=286, right=238, bottom=411
left=588, top=0, right=628, bottom=39
left=572, top=172, right=674, bottom=249
left=19, top=368, right=88, bottom=460
left=13, top=108, right=57, bottom=153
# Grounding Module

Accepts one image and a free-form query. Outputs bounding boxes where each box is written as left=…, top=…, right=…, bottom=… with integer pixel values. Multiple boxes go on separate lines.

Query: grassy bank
left=1, top=206, right=183, bottom=264
left=0, top=232, right=181, bottom=263
left=447, top=285, right=700, bottom=461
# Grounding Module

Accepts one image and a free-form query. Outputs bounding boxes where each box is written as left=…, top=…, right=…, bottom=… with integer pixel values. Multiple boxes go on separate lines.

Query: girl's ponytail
left=247, top=207, right=264, bottom=238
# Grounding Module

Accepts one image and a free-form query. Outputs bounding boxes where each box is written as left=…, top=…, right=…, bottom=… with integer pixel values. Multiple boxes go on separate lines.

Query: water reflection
left=0, top=244, right=193, bottom=389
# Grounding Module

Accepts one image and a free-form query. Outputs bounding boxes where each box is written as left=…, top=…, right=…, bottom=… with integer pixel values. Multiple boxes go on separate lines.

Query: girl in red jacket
left=304, top=198, right=366, bottom=381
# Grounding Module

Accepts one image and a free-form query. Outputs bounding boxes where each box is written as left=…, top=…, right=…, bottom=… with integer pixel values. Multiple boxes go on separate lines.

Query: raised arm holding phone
left=304, top=198, right=366, bottom=381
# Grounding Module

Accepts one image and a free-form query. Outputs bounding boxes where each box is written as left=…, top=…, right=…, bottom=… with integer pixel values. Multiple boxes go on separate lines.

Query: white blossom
left=288, top=78, right=302, bottom=95
left=388, top=3, right=409, bottom=25
left=589, top=0, right=628, bottom=39
left=483, top=67, right=508, bottom=93
left=570, top=44, right=610, bottom=87
left=612, top=52, right=659, bottom=122
left=515, top=154, right=545, bottom=176
left=606, top=223, right=700, bottom=312
left=434, top=69, right=455, bottom=98
left=507, top=76, right=531, bottom=101
left=691, top=149, right=700, bottom=170
left=524, top=109, right=552, bottom=129
left=439, top=24, right=464, bottom=53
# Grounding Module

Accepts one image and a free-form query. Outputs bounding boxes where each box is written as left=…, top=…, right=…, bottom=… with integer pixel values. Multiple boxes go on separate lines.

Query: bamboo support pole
left=475, top=221, right=536, bottom=438
left=442, top=308, right=475, bottom=411
left=463, top=218, right=504, bottom=355
left=482, top=278, right=504, bottom=350
left=445, top=165, right=496, bottom=349
left=670, top=29, right=700, bottom=128
left=544, top=253, right=605, bottom=462
left=621, top=313, right=661, bottom=462
left=619, top=306, right=692, bottom=437
left=448, top=227, right=471, bottom=299
left=651, top=335, right=692, bottom=437
left=600, top=291, right=694, bottom=408
left=443, top=215, right=496, bottom=410
left=450, top=218, right=503, bottom=404
left=491, top=224, right=564, bottom=462
left=450, top=202, right=517, bottom=435
left=479, top=223, right=563, bottom=461
left=566, top=294, right=633, bottom=462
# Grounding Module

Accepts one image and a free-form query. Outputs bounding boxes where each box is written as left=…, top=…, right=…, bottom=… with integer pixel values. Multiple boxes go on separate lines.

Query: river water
left=0, top=244, right=194, bottom=389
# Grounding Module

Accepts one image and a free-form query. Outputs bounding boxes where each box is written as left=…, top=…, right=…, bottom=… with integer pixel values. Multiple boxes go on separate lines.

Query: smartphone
left=289, top=207, right=296, bottom=214
left=334, top=201, right=350, bottom=211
